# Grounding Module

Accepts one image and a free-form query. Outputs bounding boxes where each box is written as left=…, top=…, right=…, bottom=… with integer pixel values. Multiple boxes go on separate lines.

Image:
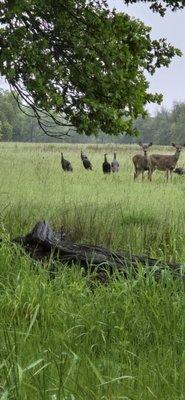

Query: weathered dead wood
left=13, top=221, right=185, bottom=281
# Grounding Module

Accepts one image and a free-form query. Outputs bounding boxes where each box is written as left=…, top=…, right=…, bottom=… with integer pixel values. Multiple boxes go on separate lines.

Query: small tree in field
left=0, top=0, right=183, bottom=137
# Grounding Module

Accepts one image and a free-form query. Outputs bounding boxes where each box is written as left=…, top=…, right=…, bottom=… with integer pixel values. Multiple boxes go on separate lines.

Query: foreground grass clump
left=0, top=241, right=185, bottom=399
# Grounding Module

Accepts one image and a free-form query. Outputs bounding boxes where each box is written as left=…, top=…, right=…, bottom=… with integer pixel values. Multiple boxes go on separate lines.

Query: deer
left=148, top=143, right=184, bottom=182
left=132, top=142, right=153, bottom=181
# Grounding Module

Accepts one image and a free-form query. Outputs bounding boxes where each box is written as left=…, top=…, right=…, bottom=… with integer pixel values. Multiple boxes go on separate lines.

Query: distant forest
left=0, top=89, right=185, bottom=144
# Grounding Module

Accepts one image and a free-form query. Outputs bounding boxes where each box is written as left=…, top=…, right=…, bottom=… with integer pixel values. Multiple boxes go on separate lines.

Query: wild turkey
left=111, top=152, right=119, bottom=173
left=61, top=152, right=73, bottom=172
left=173, top=167, right=185, bottom=175
left=81, top=150, right=93, bottom=170
left=102, top=154, right=111, bottom=174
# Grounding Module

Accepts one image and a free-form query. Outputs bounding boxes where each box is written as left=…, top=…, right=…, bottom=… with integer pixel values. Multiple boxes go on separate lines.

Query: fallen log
left=13, top=221, right=185, bottom=282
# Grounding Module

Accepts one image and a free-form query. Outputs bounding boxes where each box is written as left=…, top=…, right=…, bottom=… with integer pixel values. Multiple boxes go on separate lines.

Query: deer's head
left=138, top=142, right=153, bottom=155
left=171, top=143, right=184, bottom=154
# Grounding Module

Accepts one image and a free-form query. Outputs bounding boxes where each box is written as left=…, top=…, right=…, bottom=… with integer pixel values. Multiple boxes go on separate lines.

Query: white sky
left=1, top=1, right=185, bottom=115
left=108, top=0, right=185, bottom=115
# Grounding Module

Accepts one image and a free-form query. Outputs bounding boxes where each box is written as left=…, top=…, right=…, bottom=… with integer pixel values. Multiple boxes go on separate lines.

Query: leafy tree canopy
left=0, top=0, right=183, bottom=137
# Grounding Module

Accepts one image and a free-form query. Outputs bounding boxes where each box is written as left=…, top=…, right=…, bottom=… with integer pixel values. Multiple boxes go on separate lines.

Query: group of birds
left=102, top=153, right=119, bottom=173
left=61, top=150, right=185, bottom=176
left=61, top=151, right=120, bottom=173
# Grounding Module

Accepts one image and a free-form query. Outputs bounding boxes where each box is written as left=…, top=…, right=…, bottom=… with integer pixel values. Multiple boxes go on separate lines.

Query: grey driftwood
left=13, top=221, right=185, bottom=282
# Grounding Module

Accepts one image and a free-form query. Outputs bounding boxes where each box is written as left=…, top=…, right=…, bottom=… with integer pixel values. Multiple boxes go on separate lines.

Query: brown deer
left=148, top=143, right=184, bottom=182
left=132, top=142, right=153, bottom=181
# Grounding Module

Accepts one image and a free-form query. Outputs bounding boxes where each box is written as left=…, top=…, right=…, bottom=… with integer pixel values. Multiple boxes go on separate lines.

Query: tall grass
left=0, top=142, right=185, bottom=399
left=1, top=142, right=185, bottom=260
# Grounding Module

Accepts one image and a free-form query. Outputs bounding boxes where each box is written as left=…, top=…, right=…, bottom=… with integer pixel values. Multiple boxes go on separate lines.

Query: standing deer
left=132, top=142, right=153, bottom=181
left=148, top=143, right=184, bottom=182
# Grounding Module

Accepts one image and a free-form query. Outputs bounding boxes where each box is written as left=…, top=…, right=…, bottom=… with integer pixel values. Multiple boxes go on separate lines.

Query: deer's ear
left=149, top=142, right=153, bottom=147
left=138, top=141, right=143, bottom=147
left=171, top=143, right=176, bottom=147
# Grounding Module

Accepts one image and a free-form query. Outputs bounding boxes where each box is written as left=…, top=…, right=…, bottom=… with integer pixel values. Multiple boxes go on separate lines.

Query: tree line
left=0, top=89, right=184, bottom=144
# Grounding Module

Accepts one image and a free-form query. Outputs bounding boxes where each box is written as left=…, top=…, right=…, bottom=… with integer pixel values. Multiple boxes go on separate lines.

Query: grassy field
left=0, top=142, right=185, bottom=399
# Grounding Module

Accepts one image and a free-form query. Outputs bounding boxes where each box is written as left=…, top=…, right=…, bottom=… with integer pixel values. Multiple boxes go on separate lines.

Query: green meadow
left=0, top=142, right=185, bottom=399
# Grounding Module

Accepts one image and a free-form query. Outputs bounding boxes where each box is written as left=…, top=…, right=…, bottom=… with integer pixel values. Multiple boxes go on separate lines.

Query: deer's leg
left=148, top=169, right=153, bottom=182
left=134, top=169, right=140, bottom=180
left=166, top=170, right=169, bottom=183
left=170, top=169, right=173, bottom=182
left=142, top=171, right=144, bottom=181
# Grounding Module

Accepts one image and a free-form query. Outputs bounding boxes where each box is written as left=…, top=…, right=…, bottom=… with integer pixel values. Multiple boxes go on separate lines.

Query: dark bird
left=61, top=152, right=73, bottom=172
left=173, top=167, right=185, bottom=175
left=81, top=150, right=93, bottom=170
left=111, top=152, right=119, bottom=173
left=102, top=154, right=111, bottom=174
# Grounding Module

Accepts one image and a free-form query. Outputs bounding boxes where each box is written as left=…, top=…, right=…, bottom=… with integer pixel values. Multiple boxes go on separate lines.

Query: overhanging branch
left=10, top=84, right=74, bottom=139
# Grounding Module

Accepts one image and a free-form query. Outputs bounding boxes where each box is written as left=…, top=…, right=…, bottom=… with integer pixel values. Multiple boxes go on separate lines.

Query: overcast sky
left=1, top=1, right=185, bottom=115
left=108, top=0, right=185, bottom=114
